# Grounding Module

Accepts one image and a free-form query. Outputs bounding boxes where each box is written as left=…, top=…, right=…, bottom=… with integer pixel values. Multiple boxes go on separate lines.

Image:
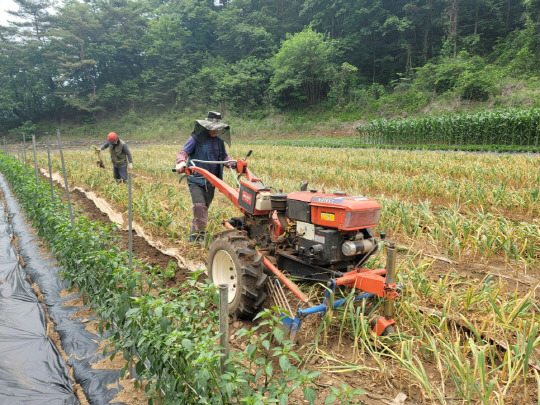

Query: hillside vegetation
left=0, top=0, right=539, bottom=140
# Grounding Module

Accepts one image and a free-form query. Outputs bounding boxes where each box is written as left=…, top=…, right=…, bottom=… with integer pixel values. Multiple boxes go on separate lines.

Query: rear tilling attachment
left=273, top=241, right=401, bottom=341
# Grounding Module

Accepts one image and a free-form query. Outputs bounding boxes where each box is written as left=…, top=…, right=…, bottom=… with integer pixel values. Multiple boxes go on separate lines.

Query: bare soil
left=71, top=188, right=183, bottom=277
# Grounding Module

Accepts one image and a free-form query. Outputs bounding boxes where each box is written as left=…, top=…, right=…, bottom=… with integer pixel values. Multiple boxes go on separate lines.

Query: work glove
left=128, top=163, right=133, bottom=170
left=176, top=161, right=187, bottom=173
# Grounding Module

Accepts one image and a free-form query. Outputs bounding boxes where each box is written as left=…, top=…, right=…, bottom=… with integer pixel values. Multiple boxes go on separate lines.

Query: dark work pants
left=188, top=182, right=215, bottom=233
left=113, top=165, right=128, bottom=182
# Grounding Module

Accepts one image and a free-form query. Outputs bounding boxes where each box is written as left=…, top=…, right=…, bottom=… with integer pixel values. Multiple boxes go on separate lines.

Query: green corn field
left=358, top=108, right=540, bottom=147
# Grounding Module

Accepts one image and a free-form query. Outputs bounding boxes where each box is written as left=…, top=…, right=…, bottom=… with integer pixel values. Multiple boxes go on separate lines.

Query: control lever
left=171, top=168, right=187, bottom=183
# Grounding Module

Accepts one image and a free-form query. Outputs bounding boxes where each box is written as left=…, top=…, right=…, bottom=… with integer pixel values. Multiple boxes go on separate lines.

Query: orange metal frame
left=186, top=158, right=264, bottom=215
left=374, top=316, right=396, bottom=335
left=334, top=268, right=398, bottom=299
left=334, top=268, right=398, bottom=336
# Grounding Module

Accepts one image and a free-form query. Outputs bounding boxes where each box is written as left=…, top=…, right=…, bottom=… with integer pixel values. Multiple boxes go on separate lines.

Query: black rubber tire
left=208, top=231, right=268, bottom=319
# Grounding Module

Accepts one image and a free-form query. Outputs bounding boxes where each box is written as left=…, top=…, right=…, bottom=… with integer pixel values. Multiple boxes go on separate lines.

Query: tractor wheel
left=208, top=231, right=268, bottom=319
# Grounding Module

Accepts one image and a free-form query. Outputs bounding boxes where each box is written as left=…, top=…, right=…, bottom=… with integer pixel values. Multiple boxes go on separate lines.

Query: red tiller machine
left=174, top=151, right=400, bottom=337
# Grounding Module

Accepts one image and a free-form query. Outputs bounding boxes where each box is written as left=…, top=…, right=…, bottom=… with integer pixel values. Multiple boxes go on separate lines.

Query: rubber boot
left=188, top=231, right=206, bottom=244
left=188, top=203, right=208, bottom=244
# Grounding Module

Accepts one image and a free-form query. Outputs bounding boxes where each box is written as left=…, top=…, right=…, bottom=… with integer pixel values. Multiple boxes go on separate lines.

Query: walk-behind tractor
left=175, top=151, right=400, bottom=337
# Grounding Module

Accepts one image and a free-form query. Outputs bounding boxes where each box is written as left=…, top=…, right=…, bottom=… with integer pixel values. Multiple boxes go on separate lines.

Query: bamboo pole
left=56, top=130, right=74, bottom=227
left=46, top=136, right=54, bottom=202
left=219, top=284, right=229, bottom=374
left=32, top=135, right=39, bottom=183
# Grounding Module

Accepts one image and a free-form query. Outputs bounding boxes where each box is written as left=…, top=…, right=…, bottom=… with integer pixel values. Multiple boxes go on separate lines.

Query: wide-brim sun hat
left=194, top=111, right=231, bottom=146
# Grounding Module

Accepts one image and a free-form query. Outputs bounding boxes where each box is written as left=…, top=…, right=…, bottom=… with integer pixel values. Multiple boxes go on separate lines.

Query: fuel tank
left=286, top=191, right=381, bottom=231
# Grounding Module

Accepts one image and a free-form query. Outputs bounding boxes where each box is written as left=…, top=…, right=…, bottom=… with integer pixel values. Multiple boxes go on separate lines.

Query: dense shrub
left=413, top=53, right=500, bottom=101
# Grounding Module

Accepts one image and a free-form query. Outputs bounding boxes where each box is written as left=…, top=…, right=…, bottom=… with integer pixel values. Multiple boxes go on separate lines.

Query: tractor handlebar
left=171, top=153, right=259, bottom=182
left=172, top=159, right=237, bottom=173
left=190, top=159, right=237, bottom=166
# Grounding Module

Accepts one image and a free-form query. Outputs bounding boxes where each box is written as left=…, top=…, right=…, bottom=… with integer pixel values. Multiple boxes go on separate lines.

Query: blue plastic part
left=298, top=304, right=327, bottom=316
left=280, top=312, right=301, bottom=332
left=296, top=292, right=374, bottom=318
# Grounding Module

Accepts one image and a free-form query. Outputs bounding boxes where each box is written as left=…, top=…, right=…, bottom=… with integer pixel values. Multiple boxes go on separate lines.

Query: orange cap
left=107, top=132, right=118, bottom=142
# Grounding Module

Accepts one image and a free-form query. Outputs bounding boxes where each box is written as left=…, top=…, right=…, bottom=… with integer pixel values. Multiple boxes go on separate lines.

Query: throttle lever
left=172, top=168, right=188, bottom=183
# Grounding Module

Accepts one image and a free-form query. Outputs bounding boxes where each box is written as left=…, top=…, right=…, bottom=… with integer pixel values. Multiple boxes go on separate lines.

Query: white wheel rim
left=212, top=250, right=237, bottom=303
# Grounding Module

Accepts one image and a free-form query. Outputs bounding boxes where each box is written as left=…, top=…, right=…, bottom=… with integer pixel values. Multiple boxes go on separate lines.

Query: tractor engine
left=235, top=179, right=382, bottom=282
left=271, top=191, right=381, bottom=281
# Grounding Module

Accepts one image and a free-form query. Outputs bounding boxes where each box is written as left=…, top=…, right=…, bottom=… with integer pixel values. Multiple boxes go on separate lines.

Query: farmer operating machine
left=175, top=151, right=400, bottom=337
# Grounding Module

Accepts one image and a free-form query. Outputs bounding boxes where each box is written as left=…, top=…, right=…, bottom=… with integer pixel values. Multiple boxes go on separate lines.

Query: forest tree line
left=0, top=0, right=539, bottom=133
